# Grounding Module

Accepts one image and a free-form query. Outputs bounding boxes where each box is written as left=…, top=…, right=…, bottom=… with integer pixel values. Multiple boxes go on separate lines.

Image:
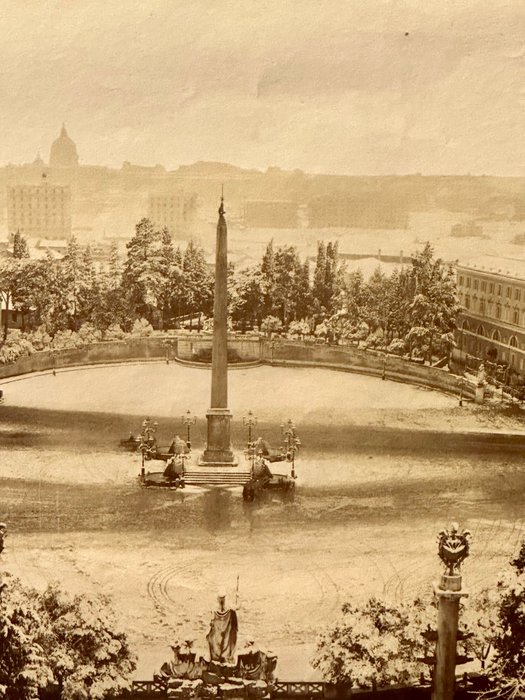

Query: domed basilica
left=49, top=124, right=79, bottom=168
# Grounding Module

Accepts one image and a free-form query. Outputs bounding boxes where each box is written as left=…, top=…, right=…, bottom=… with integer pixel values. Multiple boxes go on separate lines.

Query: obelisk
left=201, top=196, right=236, bottom=465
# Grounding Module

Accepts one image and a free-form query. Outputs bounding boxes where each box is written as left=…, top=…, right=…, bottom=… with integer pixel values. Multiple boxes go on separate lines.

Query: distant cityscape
left=2, top=125, right=525, bottom=266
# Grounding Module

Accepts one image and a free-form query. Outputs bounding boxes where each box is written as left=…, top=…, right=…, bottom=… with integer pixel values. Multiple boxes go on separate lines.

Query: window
left=462, top=320, right=470, bottom=331
left=459, top=275, right=464, bottom=286
left=466, top=277, right=471, bottom=288
left=509, top=336, right=518, bottom=348
left=481, top=281, right=486, bottom=292
left=476, top=324, right=485, bottom=336
left=513, top=309, right=520, bottom=325
left=465, top=295, right=470, bottom=309
left=479, top=300, right=485, bottom=314
left=493, top=329, right=501, bottom=342
left=497, top=284, right=502, bottom=295
left=515, top=288, right=522, bottom=301
left=474, top=279, right=479, bottom=290
left=496, top=304, right=502, bottom=319
left=507, top=287, right=512, bottom=298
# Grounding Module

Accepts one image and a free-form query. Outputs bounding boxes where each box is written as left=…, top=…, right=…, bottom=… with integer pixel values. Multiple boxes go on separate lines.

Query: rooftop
left=457, top=255, right=525, bottom=281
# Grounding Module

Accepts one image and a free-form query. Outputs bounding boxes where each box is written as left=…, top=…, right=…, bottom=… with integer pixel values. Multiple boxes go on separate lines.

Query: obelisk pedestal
left=200, top=196, right=236, bottom=466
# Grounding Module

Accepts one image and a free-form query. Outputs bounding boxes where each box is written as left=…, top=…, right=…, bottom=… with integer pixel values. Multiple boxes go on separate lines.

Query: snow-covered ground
left=0, top=363, right=523, bottom=680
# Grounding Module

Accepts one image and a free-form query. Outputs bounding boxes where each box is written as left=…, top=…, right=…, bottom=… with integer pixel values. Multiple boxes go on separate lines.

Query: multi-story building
left=456, top=255, right=525, bottom=377
left=147, top=192, right=197, bottom=238
left=6, top=178, right=72, bottom=239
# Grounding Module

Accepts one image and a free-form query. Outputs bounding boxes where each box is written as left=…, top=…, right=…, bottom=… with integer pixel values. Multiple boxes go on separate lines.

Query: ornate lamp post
left=181, top=410, right=197, bottom=450
left=243, top=410, right=258, bottom=475
left=139, top=417, right=158, bottom=478
left=243, top=410, right=257, bottom=446
left=280, top=419, right=301, bottom=479
left=431, top=523, right=471, bottom=700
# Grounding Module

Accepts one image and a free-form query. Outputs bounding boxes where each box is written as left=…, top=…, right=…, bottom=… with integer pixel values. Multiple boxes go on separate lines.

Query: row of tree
left=0, top=224, right=461, bottom=364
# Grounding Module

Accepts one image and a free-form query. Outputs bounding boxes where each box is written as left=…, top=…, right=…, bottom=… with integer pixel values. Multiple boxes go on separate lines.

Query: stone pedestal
left=432, top=574, right=468, bottom=700
left=200, top=408, right=236, bottom=465
left=475, top=385, right=485, bottom=404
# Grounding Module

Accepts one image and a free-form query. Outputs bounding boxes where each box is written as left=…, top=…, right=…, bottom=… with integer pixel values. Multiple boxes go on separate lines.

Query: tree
left=180, top=241, right=213, bottom=324
left=229, top=266, right=264, bottom=331
left=12, top=231, right=30, bottom=260
left=0, top=575, right=52, bottom=700
left=313, top=241, right=344, bottom=315
left=122, top=218, right=165, bottom=325
left=0, top=260, right=23, bottom=343
left=0, top=575, right=136, bottom=700
left=489, top=540, right=525, bottom=693
left=260, top=240, right=276, bottom=319
left=273, top=245, right=305, bottom=325
left=312, top=597, right=429, bottom=689
left=38, top=584, right=136, bottom=700
left=406, top=244, right=461, bottom=362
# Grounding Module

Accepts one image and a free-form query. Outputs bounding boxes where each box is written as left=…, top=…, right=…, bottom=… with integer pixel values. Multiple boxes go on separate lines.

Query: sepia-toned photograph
left=0, top=2, right=524, bottom=699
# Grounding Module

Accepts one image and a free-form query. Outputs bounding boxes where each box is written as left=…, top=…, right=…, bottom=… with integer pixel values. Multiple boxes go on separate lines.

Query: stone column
left=432, top=524, right=471, bottom=700
left=201, top=197, right=236, bottom=465
left=432, top=574, right=467, bottom=700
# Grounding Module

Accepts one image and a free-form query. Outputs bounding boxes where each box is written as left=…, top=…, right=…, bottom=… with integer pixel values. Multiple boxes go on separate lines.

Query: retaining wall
left=260, top=340, right=475, bottom=399
left=0, top=336, right=474, bottom=399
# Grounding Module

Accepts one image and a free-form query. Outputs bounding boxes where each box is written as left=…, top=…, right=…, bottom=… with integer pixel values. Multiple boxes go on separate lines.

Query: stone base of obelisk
left=199, top=408, right=238, bottom=466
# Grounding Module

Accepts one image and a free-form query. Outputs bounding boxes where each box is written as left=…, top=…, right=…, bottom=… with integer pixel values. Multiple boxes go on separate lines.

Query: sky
left=0, top=0, right=524, bottom=175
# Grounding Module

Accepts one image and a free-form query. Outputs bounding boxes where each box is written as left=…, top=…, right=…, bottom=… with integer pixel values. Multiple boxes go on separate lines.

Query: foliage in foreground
left=0, top=576, right=136, bottom=700
left=312, top=540, right=525, bottom=693
left=312, top=597, right=431, bottom=688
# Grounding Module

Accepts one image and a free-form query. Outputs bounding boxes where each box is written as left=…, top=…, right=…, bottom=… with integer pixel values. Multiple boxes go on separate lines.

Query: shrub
left=0, top=331, right=35, bottom=365
left=387, top=338, right=406, bottom=355
left=77, top=323, right=102, bottom=345
left=260, top=316, right=283, bottom=337
left=131, top=318, right=154, bottom=337
left=27, top=326, right=52, bottom=351
left=103, top=323, right=126, bottom=341
left=51, top=330, right=83, bottom=350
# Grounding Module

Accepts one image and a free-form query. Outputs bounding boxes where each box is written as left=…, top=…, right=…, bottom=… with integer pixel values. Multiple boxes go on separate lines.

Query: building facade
left=6, top=180, right=72, bottom=239
left=456, top=255, right=525, bottom=377
left=147, top=192, right=197, bottom=238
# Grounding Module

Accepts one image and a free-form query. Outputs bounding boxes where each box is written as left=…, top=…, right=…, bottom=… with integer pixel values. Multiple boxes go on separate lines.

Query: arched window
left=509, top=336, right=518, bottom=348
left=476, top=324, right=485, bottom=336
left=492, top=329, right=501, bottom=342
left=462, top=320, right=470, bottom=331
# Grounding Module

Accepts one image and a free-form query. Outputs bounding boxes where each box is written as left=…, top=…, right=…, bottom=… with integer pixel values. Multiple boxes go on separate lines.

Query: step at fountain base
left=183, top=467, right=252, bottom=486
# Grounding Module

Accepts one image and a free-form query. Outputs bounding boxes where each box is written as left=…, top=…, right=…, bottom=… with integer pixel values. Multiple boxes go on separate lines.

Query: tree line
left=0, top=222, right=461, bottom=363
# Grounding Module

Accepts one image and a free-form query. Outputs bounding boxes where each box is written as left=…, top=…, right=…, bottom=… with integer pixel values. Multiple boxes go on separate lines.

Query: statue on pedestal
left=206, top=592, right=238, bottom=664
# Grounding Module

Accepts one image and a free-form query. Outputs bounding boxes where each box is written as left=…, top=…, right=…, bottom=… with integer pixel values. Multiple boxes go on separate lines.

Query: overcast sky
left=1, top=0, right=524, bottom=175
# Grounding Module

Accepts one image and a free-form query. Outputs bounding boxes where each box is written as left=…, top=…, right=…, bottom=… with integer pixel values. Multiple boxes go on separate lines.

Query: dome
left=49, top=124, right=79, bottom=167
